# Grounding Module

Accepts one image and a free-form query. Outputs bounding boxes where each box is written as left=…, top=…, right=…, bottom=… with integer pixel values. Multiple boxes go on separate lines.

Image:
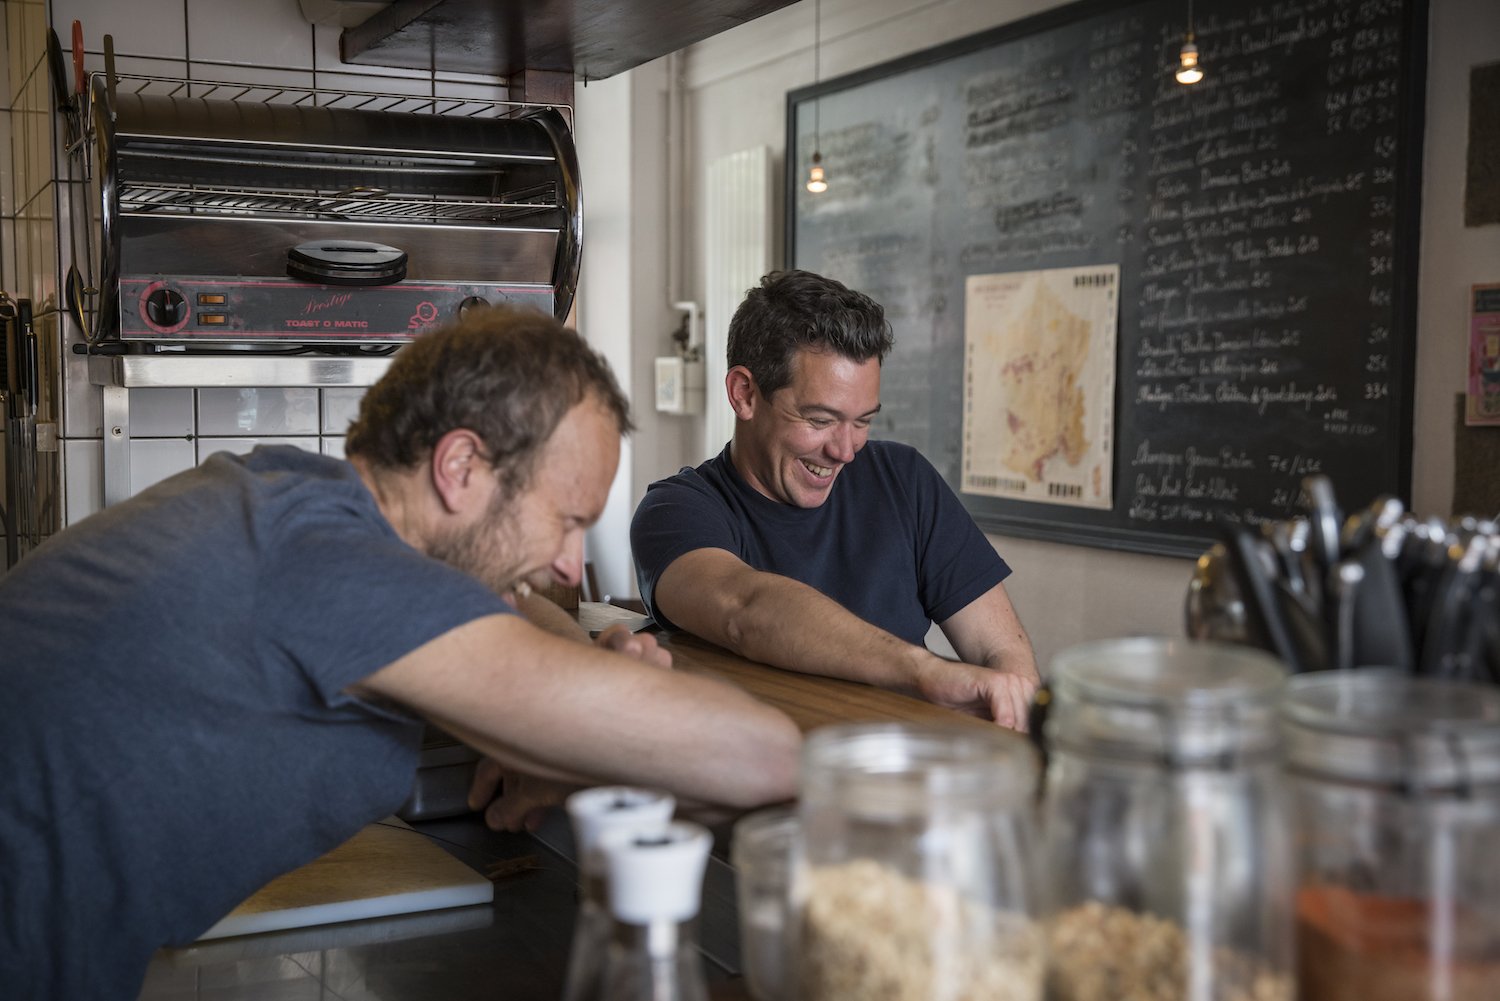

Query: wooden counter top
left=578, top=602, right=1000, bottom=735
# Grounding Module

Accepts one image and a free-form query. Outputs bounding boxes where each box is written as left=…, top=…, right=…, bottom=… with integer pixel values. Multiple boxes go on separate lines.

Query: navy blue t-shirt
left=0, top=446, right=510, bottom=999
left=631, top=440, right=1009, bottom=647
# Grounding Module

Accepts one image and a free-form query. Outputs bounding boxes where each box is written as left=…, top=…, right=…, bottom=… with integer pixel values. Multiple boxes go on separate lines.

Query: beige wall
left=579, top=0, right=1500, bottom=670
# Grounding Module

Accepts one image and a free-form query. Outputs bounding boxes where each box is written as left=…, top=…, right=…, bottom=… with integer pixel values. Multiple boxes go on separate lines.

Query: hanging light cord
left=813, top=0, right=821, bottom=142
left=805, top=0, right=828, bottom=193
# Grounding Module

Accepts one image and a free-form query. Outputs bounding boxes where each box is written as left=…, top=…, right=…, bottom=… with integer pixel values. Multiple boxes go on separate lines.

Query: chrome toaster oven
left=90, top=76, right=580, bottom=346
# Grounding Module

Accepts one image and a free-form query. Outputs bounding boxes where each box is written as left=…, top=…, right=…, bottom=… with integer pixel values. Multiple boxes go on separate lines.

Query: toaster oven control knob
left=458, top=296, right=490, bottom=319
left=145, top=288, right=187, bottom=327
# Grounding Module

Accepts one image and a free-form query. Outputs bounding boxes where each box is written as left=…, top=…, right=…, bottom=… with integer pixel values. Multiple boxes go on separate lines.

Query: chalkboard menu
left=788, top=0, right=1426, bottom=557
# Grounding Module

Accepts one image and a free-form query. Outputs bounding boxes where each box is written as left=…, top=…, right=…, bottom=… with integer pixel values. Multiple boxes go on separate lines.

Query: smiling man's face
left=730, top=347, right=881, bottom=509
left=427, top=394, right=618, bottom=596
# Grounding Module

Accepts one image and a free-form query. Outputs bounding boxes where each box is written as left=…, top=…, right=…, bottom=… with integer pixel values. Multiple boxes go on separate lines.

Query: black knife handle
left=1219, top=521, right=1306, bottom=673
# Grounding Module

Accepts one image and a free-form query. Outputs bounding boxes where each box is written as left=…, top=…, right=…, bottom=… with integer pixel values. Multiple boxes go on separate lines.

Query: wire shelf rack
left=117, top=180, right=560, bottom=224
left=104, top=72, right=570, bottom=123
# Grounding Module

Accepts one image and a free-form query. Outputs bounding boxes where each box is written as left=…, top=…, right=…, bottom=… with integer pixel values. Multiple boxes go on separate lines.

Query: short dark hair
left=346, top=304, right=632, bottom=500
left=726, top=270, right=894, bottom=397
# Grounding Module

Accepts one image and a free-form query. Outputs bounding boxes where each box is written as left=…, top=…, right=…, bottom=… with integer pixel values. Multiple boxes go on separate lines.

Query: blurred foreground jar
left=794, top=722, right=1043, bottom=1001
left=1041, top=638, right=1292, bottom=1001
left=1284, top=671, right=1500, bottom=1001
left=731, top=805, right=798, bottom=1001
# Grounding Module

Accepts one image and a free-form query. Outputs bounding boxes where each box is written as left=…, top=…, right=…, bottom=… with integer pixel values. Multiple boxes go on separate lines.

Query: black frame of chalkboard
left=785, top=0, right=1426, bottom=559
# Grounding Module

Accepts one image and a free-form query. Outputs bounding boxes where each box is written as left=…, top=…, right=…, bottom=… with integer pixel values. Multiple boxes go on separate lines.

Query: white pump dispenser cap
left=565, top=786, right=676, bottom=877
left=600, top=821, right=712, bottom=925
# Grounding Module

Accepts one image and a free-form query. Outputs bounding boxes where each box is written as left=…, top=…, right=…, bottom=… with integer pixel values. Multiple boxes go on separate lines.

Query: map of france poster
left=962, top=266, right=1119, bottom=510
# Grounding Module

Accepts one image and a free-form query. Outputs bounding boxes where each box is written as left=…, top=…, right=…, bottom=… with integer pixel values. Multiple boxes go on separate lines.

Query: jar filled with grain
left=1283, top=671, right=1500, bottom=1001
left=1041, top=637, right=1293, bottom=1001
left=793, top=721, right=1044, bottom=1001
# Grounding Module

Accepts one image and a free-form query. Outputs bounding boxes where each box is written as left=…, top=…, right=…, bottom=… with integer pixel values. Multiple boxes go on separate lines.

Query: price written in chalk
left=1268, top=453, right=1324, bottom=477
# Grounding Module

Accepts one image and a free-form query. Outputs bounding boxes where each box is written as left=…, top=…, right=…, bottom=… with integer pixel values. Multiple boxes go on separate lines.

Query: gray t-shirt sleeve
left=257, top=515, right=513, bottom=707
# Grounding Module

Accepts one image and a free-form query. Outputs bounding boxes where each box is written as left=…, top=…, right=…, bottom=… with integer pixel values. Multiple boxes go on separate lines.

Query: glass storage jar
left=1283, top=671, right=1500, bottom=1001
left=793, top=721, right=1044, bottom=1001
left=1040, top=637, right=1293, bottom=1001
left=731, top=805, right=798, bottom=1001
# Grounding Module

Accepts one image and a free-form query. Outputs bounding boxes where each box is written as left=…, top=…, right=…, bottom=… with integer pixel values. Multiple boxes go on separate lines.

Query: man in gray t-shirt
left=0, top=307, right=800, bottom=1000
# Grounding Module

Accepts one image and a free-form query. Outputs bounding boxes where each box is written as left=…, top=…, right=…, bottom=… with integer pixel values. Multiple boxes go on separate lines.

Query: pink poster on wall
left=1467, top=284, right=1500, bottom=426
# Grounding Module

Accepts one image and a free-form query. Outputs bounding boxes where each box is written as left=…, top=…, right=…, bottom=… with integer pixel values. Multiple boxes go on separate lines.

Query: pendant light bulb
left=807, top=151, right=828, bottom=194
left=1176, top=33, right=1203, bottom=85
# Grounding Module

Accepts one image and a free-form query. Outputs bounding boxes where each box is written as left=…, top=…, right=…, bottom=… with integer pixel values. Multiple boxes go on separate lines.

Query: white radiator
left=704, top=146, right=774, bottom=460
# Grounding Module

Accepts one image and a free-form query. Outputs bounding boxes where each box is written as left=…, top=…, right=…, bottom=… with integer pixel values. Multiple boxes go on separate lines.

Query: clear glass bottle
left=793, top=721, right=1044, bottom=1001
left=1283, top=671, right=1500, bottom=1001
left=599, top=820, right=713, bottom=1001
left=1040, top=637, right=1292, bottom=1001
left=560, top=786, right=676, bottom=1001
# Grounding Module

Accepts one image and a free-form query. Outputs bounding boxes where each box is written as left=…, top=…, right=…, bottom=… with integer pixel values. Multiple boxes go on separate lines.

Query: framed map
left=962, top=266, right=1118, bottom=510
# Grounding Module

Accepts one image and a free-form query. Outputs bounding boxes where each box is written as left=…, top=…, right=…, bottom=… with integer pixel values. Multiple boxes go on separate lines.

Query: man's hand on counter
left=593, top=622, right=671, bottom=669
left=468, top=759, right=577, bottom=832
left=913, top=657, right=1039, bottom=733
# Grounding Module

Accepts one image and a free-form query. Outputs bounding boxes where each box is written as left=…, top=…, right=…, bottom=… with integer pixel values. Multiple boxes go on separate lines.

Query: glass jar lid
left=800, top=722, right=1038, bottom=819
left=1283, top=670, right=1500, bottom=793
left=1046, top=637, right=1288, bottom=767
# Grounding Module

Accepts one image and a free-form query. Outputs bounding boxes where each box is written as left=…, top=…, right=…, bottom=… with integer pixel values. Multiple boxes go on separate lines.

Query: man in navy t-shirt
left=632, top=270, right=1039, bottom=730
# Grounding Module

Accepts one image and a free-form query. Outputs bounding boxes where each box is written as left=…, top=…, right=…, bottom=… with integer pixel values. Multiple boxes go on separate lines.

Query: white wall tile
left=320, top=386, right=365, bottom=435
left=129, top=437, right=194, bottom=493
left=20, top=100, right=44, bottom=210
left=6, top=3, right=25, bottom=100
left=311, top=22, right=341, bottom=72
left=315, top=70, right=436, bottom=103
left=19, top=2, right=45, bottom=93
left=197, top=387, right=319, bottom=435
left=61, top=437, right=102, bottom=525
left=183, top=64, right=315, bottom=98
left=434, top=67, right=509, bottom=87
left=1, top=219, right=14, bottom=295
left=314, top=22, right=427, bottom=77
left=187, top=0, right=315, bottom=70
left=0, top=110, right=13, bottom=218
left=52, top=0, right=187, bottom=61
left=197, top=436, right=319, bottom=462
left=28, top=213, right=56, bottom=309
left=320, top=436, right=346, bottom=459
left=12, top=205, right=30, bottom=303
left=12, top=117, right=27, bottom=225
left=433, top=79, right=509, bottom=104
left=127, top=388, right=195, bottom=437
left=107, top=54, right=188, bottom=81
